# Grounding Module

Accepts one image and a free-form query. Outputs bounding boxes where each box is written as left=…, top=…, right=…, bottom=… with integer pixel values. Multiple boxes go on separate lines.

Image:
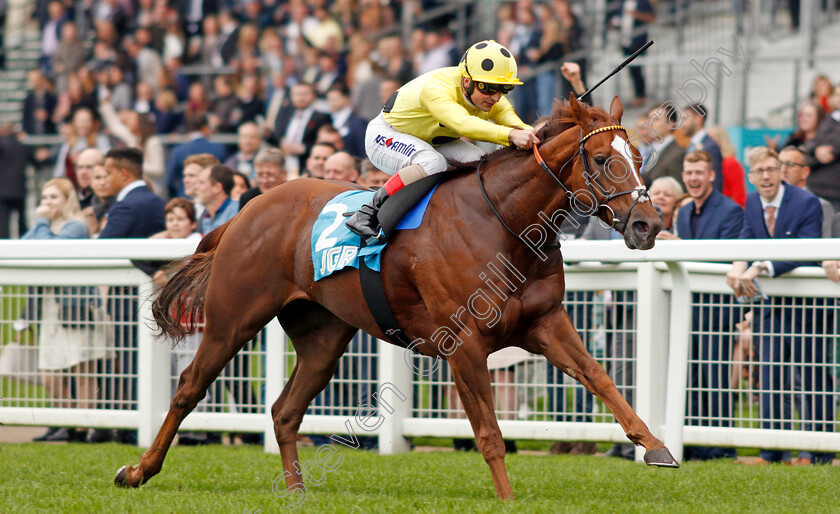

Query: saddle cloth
left=311, top=186, right=439, bottom=281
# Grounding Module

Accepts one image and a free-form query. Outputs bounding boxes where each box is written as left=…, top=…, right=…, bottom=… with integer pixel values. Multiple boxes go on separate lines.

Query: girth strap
left=358, top=242, right=414, bottom=350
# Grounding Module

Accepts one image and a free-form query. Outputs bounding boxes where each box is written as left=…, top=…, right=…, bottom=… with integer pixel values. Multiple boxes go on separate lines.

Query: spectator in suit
left=726, top=146, right=834, bottom=465
left=676, top=151, right=744, bottom=240
left=238, top=147, right=286, bottom=210
left=22, top=69, right=57, bottom=135
left=100, top=147, right=166, bottom=239
left=309, top=51, right=343, bottom=99
left=39, top=0, right=67, bottom=73
left=324, top=152, right=360, bottom=183
left=75, top=148, right=104, bottom=210
left=82, top=164, right=114, bottom=236
left=802, top=84, right=840, bottom=210
left=301, top=141, right=336, bottom=179
left=675, top=150, right=744, bottom=461
left=165, top=115, right=227, bottom=199
left=99, top=147, right=166, bottom=444
left=642, top=103, right=685, bottom=187
left=272, top=82, right=332, bottom=179
left=224, top=122, right=264, bottom=178
left=0, top=124, right=31, bottom=238
left=326, top=83, right=369, bottom=158
left=682, top=104, right=724, bottom=192
left=264, top=70, right=290, bottom=133
left=195, top=164, right=238, bottom=235
left=779, top=145, right=834, bottom=237
left=707, top=126, right=747, bottom=207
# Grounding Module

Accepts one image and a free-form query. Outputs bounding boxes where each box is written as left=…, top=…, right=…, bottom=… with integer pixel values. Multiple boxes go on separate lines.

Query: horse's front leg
left=447, top=345, right=514, bottom=500
left=526, top=308, right=679, bottom=467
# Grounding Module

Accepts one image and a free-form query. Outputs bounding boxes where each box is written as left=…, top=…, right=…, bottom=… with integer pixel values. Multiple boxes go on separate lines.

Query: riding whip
left=577, top=40, right=654, bottom=101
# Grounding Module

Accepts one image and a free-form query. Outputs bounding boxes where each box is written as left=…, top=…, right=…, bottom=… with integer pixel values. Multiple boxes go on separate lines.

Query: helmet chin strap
left=462, top=79, right=477, bottom=107
left=464, top=78, right=476, bottom=96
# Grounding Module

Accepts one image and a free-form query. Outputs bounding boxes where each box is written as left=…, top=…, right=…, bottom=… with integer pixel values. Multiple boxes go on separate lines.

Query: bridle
left=477, top=123, right=651, bottom=251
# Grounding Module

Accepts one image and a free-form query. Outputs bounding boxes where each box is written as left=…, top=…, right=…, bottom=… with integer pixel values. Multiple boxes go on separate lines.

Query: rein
left=477, top=123, right=650, bottom=251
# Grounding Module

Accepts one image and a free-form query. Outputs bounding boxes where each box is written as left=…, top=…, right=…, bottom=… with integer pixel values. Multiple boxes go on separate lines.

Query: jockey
left=345, top=40, right=539, bottom=241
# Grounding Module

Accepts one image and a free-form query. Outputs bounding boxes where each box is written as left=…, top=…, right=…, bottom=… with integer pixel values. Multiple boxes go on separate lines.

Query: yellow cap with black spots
left=458, top=40, right=523, bottom=86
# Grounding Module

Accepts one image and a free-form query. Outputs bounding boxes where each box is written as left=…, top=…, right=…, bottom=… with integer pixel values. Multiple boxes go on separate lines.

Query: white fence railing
left=1, top=240, right=840, bottom=462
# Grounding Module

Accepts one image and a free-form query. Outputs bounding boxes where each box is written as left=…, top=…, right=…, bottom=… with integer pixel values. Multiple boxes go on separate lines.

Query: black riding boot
left=345, top=187, right=389, bottom=241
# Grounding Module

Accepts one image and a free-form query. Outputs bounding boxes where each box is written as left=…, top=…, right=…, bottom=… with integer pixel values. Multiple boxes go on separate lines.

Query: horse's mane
left=446, top=100, right=614, bottom=173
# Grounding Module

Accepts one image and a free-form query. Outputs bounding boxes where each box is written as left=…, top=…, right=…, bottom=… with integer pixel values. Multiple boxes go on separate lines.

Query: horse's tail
left=152, top=220, right=233, bottom=342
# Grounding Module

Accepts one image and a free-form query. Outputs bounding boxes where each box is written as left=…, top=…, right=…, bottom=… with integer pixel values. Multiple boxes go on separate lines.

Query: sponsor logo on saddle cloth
left=373, top=134, right=417, bottom=157
left=311, top=187, right=437, bottom=281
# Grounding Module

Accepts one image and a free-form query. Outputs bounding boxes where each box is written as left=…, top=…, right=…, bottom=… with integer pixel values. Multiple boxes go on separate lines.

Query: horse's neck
left=481, top=136, right=580, bottom=243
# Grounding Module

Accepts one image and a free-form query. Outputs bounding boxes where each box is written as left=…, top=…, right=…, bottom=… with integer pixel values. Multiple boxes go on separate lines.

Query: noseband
left=476, top=124, right=650, bottom=251
left=532, top=124, right=650, bottom=230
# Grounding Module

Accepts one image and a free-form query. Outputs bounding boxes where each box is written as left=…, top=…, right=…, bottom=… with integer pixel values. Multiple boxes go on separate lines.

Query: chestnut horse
left=115, top=95, right=678, bottom=499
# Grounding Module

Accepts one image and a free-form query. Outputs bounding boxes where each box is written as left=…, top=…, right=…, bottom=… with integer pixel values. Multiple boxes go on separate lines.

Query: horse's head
left=540, top=94, right=662, bottom=250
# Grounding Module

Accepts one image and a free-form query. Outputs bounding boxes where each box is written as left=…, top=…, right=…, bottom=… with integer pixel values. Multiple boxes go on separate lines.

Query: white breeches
left=364, top=113, right=486, bottom=176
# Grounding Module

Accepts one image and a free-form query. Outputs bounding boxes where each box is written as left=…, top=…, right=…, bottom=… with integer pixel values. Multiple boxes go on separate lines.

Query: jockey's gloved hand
left=509, top=128, right=539, bottom=150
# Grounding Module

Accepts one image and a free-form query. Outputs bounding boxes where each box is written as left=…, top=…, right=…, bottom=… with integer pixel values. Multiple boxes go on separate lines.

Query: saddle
left=376, top=170, right=458, bottom=239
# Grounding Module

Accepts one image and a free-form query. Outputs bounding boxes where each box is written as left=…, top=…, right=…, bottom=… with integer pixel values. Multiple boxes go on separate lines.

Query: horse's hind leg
left=116, top=307, right=275, bottom=487
left=447, top=344, right=514, bottom=500
left=527, top=309, right=679, bottom=467
left=272, top=302, right=356, bottom=490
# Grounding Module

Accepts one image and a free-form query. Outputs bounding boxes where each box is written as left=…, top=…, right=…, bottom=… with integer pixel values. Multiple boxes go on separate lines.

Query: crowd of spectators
left=21, top=0, right=592, bottom=198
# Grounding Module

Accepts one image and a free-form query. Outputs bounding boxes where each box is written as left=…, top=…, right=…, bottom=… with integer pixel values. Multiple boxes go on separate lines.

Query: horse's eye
left=594, top=156, right=607, bottom=165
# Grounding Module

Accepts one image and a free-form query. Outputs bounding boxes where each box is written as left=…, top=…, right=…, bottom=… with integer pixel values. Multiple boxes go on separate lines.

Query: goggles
left=475, top=81, right=515, bottom=95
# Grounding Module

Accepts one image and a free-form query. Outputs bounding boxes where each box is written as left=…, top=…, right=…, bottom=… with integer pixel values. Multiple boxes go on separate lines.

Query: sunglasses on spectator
left=475, top=82, right=515, bottom=95
left=749, top=167, right=781, bottom=176
left=779, top=160, right=805, bottom=168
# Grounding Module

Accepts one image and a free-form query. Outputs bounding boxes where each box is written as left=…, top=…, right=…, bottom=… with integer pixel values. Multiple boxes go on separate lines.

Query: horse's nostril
left=633, top=221, right=650, bottom=235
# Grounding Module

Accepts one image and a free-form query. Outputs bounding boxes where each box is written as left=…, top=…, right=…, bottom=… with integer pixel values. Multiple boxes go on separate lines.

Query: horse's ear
left=568, top=92, right=591, bottom=125
left=609, top=95, right=624, bottom=122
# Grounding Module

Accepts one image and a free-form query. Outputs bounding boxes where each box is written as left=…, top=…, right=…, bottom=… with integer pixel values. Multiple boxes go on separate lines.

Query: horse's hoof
left=114, top=465, right=136, bottom=488
left=644, top=447, right=680, bottom=468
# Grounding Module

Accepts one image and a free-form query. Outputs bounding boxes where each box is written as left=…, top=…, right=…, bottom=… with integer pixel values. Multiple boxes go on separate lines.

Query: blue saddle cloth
left=311, top=186, right=438, bottom=281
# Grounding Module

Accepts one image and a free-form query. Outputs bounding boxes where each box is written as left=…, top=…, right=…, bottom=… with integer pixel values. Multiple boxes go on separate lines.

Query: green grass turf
left=1, top=442, right=838, bottom=513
